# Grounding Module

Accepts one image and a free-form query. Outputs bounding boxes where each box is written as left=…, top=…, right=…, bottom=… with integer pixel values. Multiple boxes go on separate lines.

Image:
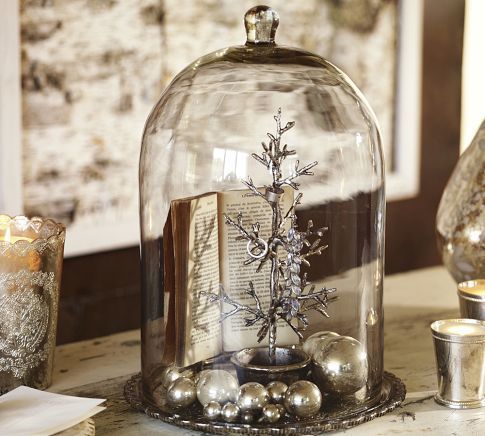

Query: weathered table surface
left=50, top=266, right=485, bottom=435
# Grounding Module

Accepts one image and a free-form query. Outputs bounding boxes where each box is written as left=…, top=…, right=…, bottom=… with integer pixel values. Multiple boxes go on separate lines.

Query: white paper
left=0, top=386, right=106, bottom=435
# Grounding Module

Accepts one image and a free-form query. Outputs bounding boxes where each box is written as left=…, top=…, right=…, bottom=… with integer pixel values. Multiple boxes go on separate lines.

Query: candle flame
left=1, top=228, right=34, bottom=244
left=446, top=325, right=477, bottom=335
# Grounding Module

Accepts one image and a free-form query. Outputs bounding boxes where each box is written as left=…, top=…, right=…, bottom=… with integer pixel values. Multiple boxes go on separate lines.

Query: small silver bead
left=266, top=381, right=288, bottom=403
left=284, top=380, right=322, bottom=418
left=203, top=401, right=221, bottom=421
left=222, top=402, right=240, bottom=422
left=237, top=382, right=269, bottom=412
left=261, top=403, right=282, bottom=423
left=275, top=403, right=286, bottom=416
left=161, top=366, right=183, bottom=388
left=240, top=411, right=254, bottom=423
left=166, top=377, right=196, bottom=408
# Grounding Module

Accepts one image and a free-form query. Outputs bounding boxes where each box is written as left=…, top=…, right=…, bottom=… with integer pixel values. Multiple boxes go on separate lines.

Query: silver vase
left=437, top=120, right=485, bottom=283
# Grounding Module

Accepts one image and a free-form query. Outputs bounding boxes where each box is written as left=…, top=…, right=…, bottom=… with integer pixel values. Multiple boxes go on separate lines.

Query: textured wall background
left=21, top=0, right=164, bottom=228
left=20, top=0, right=397, bottom=253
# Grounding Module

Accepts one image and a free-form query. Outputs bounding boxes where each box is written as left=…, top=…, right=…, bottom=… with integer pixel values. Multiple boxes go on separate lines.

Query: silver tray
left=124, top=371, right=406, bottom=434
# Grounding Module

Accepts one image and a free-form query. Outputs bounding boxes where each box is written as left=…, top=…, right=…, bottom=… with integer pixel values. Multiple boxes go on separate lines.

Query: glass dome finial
left=244, top=5, right=279, bottom=45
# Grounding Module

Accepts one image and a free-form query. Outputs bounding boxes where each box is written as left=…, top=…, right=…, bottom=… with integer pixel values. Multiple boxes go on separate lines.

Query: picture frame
left=389, top=0, right=422, bottom=200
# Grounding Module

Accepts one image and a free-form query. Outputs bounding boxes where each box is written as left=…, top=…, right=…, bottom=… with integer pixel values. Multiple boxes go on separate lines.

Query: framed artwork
left=1, top=0, right=422, bottom=257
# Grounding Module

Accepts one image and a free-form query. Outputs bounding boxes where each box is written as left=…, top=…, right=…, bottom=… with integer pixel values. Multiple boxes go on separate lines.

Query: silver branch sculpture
left=203, top=109, right=336, bottom=361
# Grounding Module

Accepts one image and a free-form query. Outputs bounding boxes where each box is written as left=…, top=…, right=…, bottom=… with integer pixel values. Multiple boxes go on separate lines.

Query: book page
left=218, top=188, right=299, bottom=352
left=182, top=193, right=222, bottom=366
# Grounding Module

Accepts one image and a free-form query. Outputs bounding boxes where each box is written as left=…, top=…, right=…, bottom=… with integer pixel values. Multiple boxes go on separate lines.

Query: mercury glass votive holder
left=0, top=215, right=65, bottom=393
left=458, top=280, right=485, bottom=321
left=430, top=319, right=485, bottom=409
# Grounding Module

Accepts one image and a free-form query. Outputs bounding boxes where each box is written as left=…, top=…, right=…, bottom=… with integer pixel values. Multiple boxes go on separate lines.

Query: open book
left=163, top=188, right=299, bottom=367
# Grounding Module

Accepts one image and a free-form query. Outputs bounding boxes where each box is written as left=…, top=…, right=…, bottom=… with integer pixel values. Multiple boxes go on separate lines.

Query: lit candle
left=430, top=318, right=485, bottom=409
left=1, top=226, right=33, bottom=243
left=458, top=280, right=485, bottom=321
left=0, top=214, right=65, bottom=392
left=431, top=319, right=485, bottom=339
left=458, top=280, right=485, bottom=297
left=0, top=226, right=40, bottom=272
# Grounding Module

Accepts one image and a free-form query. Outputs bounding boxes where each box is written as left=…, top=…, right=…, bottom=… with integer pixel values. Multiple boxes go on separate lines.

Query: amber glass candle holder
left=0, top=215, right=65, bottom=393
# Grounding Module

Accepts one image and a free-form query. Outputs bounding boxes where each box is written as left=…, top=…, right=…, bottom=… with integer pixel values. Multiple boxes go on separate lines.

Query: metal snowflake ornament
left=203, top=108, right=336, bottom=360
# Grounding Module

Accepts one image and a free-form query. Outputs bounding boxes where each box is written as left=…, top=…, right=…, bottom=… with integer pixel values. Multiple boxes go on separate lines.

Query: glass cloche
left=135, top=6, right=404, bottom=432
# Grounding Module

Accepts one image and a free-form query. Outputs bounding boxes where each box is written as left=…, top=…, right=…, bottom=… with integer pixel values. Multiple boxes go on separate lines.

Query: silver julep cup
left=458, top=280, right=485, bottom=321
left=430, top=319, right=485, bottom=409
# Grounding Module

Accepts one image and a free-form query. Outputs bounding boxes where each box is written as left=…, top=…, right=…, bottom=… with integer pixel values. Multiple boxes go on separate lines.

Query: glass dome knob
left=244, top=5, right=279, bottom=45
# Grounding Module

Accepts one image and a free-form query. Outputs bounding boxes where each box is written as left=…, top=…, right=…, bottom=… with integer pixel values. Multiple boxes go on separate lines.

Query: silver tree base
left=231, top=346, right=311, bottom=385
left=124, top=372, right=406, bottom=434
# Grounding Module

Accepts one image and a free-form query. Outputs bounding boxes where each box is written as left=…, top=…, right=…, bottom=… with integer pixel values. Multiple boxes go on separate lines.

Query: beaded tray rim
left=124, top=371, right=406, bottom=434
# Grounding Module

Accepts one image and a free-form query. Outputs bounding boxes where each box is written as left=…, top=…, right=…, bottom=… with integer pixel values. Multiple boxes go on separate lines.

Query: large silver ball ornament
left=261, top=403, right=282, bottom=423
left=203, top=401, right=222, bottom=421
left=196, top=370, right=239, bottom=406
left=237, top=382, right=269, bottom=412
left=166, top=377, right=196, bottom=408
left=312, top=335, right=368, bottom=396
left=221, top=402, right=240, bottom=422
left=266, top=381, right=288, bottom=403
left=284, top=380, right=322, bottom=418
left=194, top=369, right=212, bottom=385
left=303, top=331, right=340, bottom=357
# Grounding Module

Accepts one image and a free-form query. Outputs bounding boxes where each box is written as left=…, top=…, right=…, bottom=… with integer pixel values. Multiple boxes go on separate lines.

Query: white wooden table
left=49, top=267, right=485, bottom=435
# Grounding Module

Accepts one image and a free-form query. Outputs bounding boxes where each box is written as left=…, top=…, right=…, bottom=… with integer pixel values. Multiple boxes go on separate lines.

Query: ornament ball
left=194, top=369, right=211, bottom=385
left=161, top=366, right=184, bottom=388
left=284, top=380, right=322, bottom=418
left=237, top=382, right=269, bottom=412
left=240, top=411, right=254, bottom=423
left=196, top=370, right=239, bottom=406
left=302, top=331, right=340, bottom=357
left=222, top=402, right=240, bottom=422
left=261, top=403, right=282, bottom=423
left=312, top=335, right=368, bottom=396
left=275, top=403, right=286, bottom=416
left=166, top=377, right=196, bottom=408
left=266, top=381, right=288, bottom=403
left=203, top=401, right=221, bottom=421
